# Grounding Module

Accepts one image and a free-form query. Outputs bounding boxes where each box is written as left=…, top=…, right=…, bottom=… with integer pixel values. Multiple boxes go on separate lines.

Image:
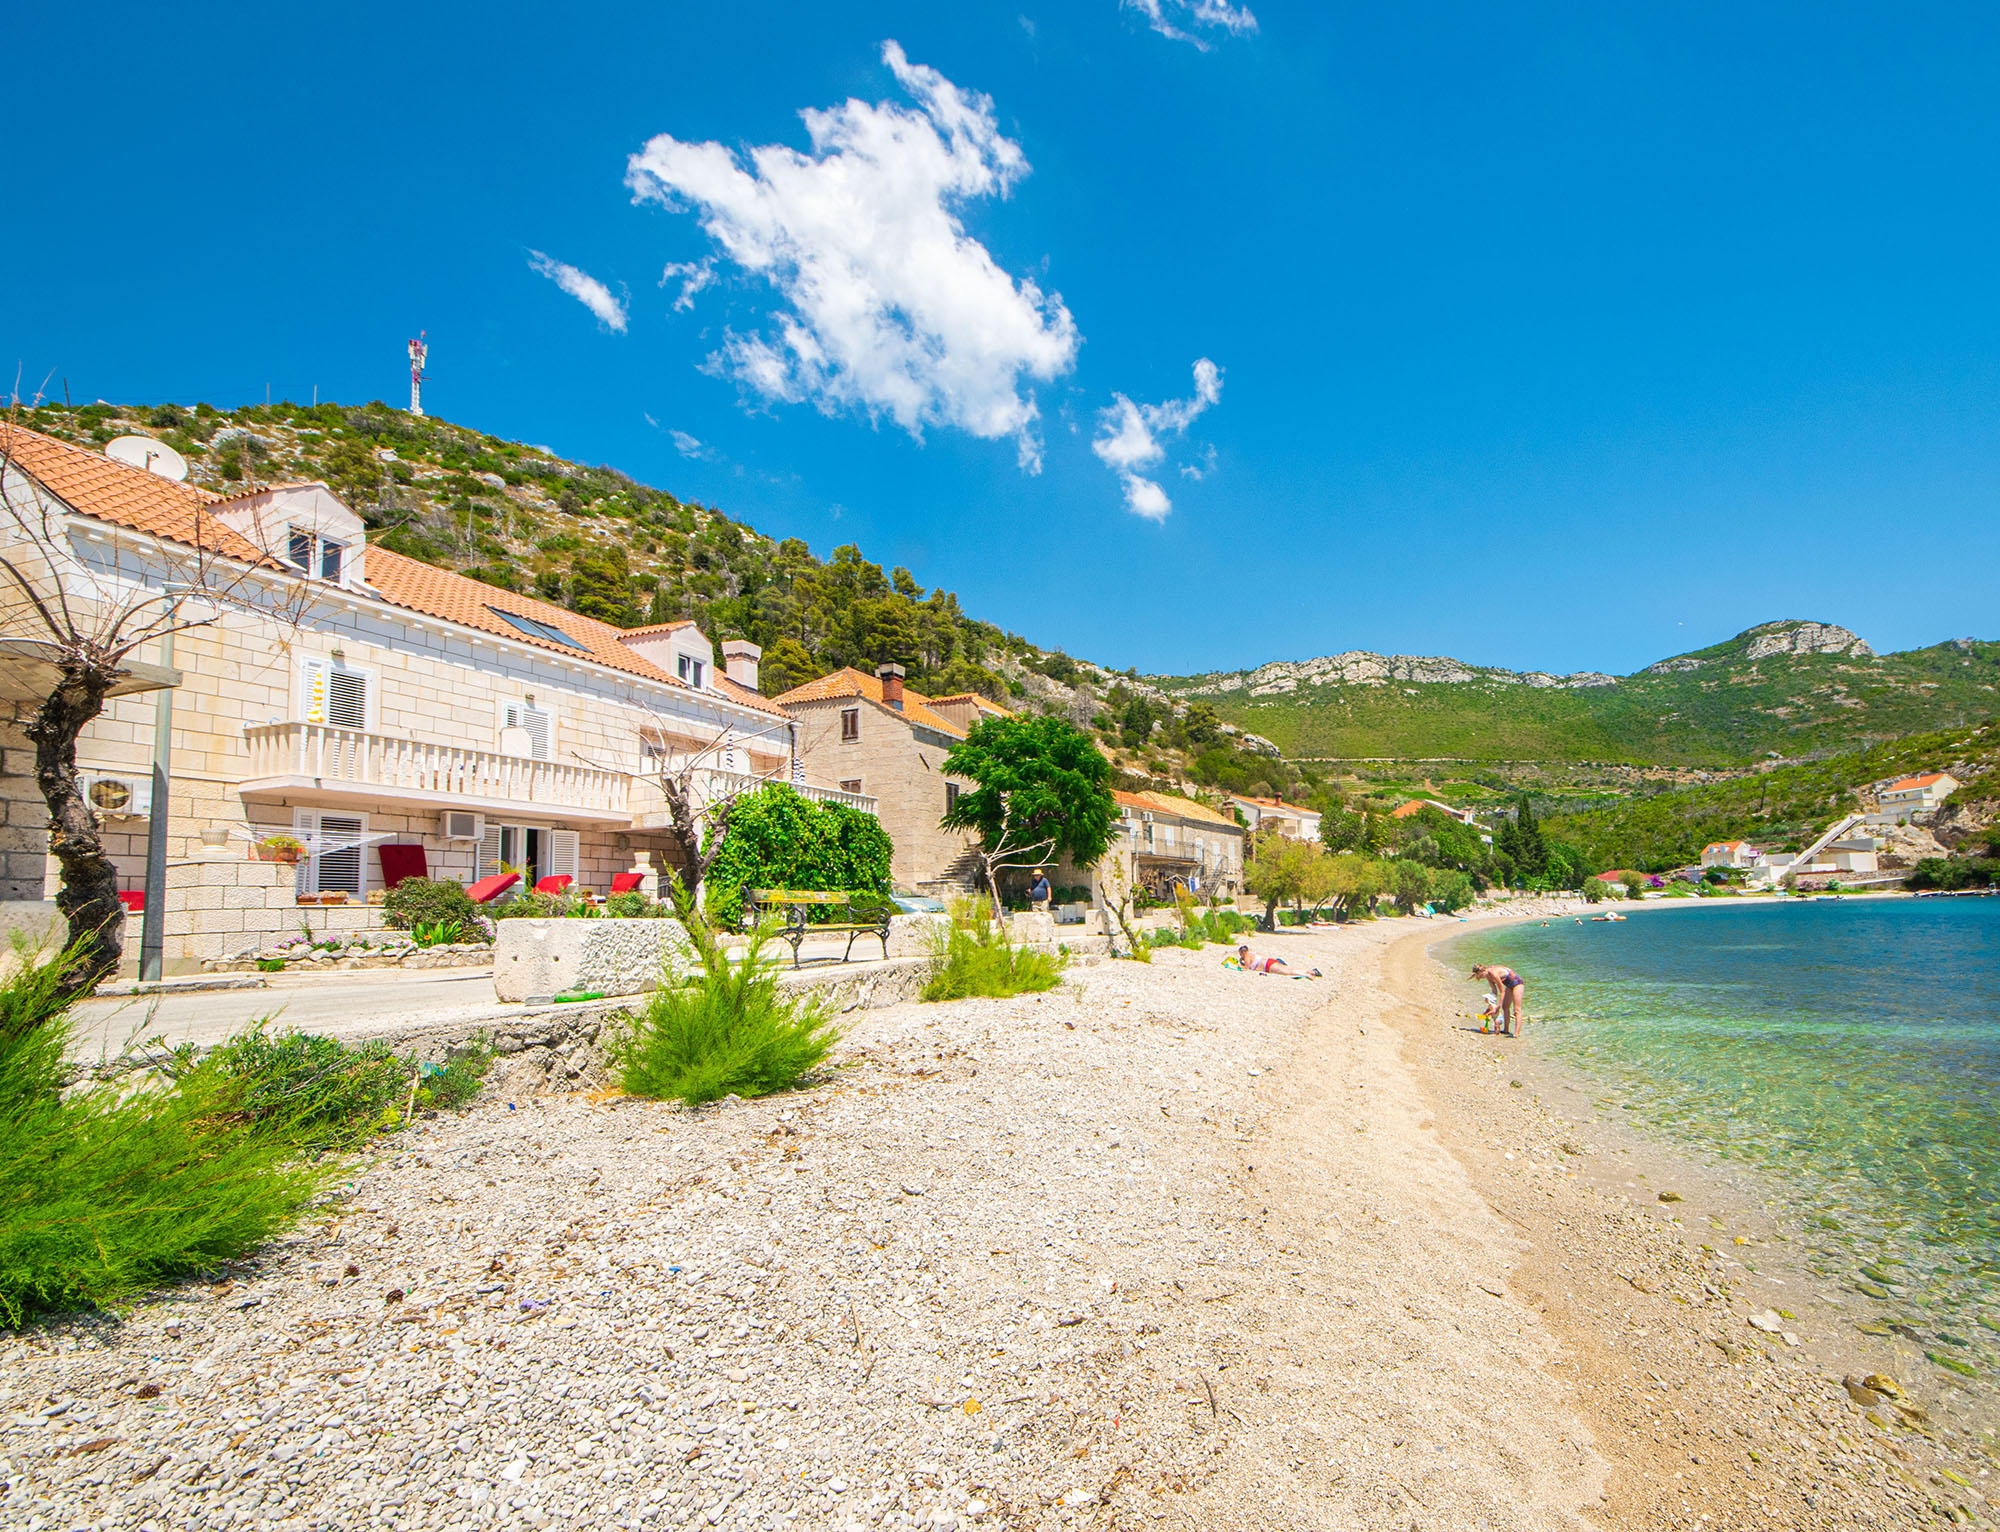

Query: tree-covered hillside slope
left=1541, top=720, right=2000, bottom=870
left=1154, top=622, right=2000, bottom=767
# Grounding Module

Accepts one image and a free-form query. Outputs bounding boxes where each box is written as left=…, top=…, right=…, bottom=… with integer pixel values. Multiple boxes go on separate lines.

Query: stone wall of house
left=788, top=697, right=976, bottom=891
left=0, top=704, right=47, bottom=902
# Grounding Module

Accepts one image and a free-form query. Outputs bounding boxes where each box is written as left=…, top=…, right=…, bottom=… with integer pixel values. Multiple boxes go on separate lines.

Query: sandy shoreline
left=1395, top=905, right=1983, bottom=1529
left=1, top=906, right=1982, bottom=1530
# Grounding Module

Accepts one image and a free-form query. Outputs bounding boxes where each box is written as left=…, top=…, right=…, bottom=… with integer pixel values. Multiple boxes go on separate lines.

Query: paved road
left=69, top=969, right=508, bottom=1060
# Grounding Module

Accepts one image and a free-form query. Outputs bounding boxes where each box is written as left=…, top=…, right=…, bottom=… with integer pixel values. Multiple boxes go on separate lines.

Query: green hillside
left=14, top=397, right=1029, bottom=702
left=1541, top=720, right=2000, bottom=871
left=1156, top=626, right=2000, bottom=768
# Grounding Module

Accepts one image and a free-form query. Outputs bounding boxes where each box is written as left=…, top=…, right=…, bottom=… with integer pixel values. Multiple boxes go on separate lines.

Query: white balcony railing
left=707, top=769, right=878, bottom=817
left=244, top=722, right=632, bottom=817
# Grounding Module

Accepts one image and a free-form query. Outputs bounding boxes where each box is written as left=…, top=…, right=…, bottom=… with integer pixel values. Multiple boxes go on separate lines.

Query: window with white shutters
left=546, top=829, right=579, bottom=885
left=301, top=657, right=369, bottom=729
left=294, top=809, right=366, bottom=897
left=502, top=702, right=552, bottom=760
left=479, top=822, right=504, bottom=880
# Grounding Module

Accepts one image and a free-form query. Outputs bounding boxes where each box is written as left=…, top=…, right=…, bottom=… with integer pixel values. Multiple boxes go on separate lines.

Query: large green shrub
left=612, top=929, right=837, bottom=1107
left=381, top=877, right=489, bottom=942
left=706, top=784, right=894, bottom=928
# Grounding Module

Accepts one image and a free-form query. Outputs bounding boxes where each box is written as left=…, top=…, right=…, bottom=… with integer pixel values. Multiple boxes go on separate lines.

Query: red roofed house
left=1700, top=840, right=1759, bottom=870
left=1877, top=772, right=1959, bottom=817
left=0, top=423, right=843, bottom=968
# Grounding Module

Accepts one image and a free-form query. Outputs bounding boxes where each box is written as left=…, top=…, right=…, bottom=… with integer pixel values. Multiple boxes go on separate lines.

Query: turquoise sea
left=1446, top=897, right=2000, bottom=1386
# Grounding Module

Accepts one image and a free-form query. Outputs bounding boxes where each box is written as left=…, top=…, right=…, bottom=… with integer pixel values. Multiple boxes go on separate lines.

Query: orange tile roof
left=1389, top=800, right=1428, bottom=819
left=771, top=666, right=965, bottom=736
left=928, top=691, right=1011, bottom=713
left=1113, top=789, right=1242, bottom=830
left=1884, top=772, right=1948, bottom=791
left=1704, top=840, right=1746, bottom=851
left=617, top=619, right=698, bottom=638
left=1, top=424, right=786, bottom=717
left=1, top=422, right=274, bottom=566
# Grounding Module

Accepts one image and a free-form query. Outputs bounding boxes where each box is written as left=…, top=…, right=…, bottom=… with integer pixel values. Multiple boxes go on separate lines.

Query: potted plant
left=256, top=833, right=305, bottom=865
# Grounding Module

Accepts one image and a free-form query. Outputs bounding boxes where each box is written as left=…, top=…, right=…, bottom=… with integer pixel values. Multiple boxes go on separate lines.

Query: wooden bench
left=740, top=889, right=898, bottom=968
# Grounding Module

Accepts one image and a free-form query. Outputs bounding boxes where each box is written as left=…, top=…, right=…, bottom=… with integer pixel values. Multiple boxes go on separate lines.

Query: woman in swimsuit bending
left=1471, top=963, right=1527, bottom=1037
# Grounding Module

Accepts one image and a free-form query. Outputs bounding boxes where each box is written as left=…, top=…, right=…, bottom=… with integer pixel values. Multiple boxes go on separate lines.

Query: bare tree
left=961, top=790, right=1055, bottom=922
left=629, top=720, right=791, bottom=905
left=0, top=415, right=303, bottom=992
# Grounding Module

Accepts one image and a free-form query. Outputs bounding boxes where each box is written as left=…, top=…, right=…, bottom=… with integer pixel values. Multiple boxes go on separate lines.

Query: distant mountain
left=1151, top=621, right=2000, bottom=767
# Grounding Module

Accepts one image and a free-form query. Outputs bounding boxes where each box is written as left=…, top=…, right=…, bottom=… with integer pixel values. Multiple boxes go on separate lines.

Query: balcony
left=242, top=722, right=634, bottom=824
left=628, top=768, right=877, bottom=829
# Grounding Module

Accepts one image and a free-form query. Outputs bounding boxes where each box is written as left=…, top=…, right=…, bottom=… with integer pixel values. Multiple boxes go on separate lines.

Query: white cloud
left=625, top=40, right=1079, bottom=472
left=527, top=250, right=629, bottom=332
left=1180, top=443, right=1218, bottom=480
left=669, top=429, right=713, bottom=460
left=660, top=258, right=715, bottom=312
left=1124, top=0, right=1258, bottom=49
left=1092, top=358, right=1223, bottom=521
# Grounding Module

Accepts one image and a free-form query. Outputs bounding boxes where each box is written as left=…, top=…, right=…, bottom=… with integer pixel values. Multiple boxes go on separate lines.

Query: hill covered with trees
left=1154, top=622, right=2000, bottom=768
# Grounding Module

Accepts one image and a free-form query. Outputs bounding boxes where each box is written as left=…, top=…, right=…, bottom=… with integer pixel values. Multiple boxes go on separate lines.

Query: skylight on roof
left=486, top=605, right=588, bottom=651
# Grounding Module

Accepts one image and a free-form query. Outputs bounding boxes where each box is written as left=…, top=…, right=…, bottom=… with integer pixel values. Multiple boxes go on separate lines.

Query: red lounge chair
left=535, top=875, right=574, bottom=895
left=610, top=872, right=646, bottom=895
left=466, top=873, right=520, bottom=905
left=117, top=890, right=145, bottom=913
left=378, top=843, right=429, bottom=889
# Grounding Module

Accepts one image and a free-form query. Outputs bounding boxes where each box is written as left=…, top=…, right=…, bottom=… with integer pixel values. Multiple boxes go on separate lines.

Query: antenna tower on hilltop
left=407, top=331, right=429, bottom=416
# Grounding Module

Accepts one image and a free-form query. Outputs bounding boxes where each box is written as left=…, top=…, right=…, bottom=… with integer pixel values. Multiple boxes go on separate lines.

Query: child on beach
left=1470, top=962, right=1527, bottom=1037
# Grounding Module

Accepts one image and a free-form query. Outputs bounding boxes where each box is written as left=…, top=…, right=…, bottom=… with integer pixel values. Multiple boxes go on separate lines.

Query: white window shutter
left=548, top=829, right=579, bottom=884
left=301, top=658, right=330, bottom=725
left=504, top=703, right=552, bottom=761
left=327, top=666, right=368, bottom=730
left=294, top=807, right=314, bottom=897
left=315, top=814, right=365, bottom=897
left=479, top=822, right=504, bottom=880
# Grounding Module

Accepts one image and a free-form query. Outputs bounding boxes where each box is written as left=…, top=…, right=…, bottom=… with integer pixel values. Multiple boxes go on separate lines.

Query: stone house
left=774, top=664, right=1010, bottom=896
left=1106, top=790, right=1247, bottom=902
left=0, top=423, right=872, bottom=967
left=1232, top=793, right=1324, bottom=840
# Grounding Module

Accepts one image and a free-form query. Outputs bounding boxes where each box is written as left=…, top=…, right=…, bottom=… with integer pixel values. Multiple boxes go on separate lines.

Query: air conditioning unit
left=443, top=811, right=484, bottom=842
left=81, top=769, right=151, bottom=819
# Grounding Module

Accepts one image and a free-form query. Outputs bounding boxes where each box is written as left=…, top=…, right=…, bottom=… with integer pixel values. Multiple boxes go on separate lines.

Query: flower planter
left=255, top=846, right=302, bottom=865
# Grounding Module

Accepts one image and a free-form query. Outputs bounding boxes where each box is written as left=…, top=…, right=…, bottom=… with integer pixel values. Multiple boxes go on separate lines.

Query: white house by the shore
left=1700, top=839, right=1759, bottom=870
left=1876, top=772, right=1958, bottom=817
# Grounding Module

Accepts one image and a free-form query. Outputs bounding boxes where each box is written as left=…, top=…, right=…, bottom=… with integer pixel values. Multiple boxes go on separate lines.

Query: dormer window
left=288, top=527, right=345, bottom=581
left=677, top=654, right=705, bottom=689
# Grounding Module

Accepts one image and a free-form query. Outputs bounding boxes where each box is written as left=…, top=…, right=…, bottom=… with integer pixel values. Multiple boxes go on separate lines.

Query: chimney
left=876, top=662, right=905, bottom=711
left=722, top=639, right=761, bottom=691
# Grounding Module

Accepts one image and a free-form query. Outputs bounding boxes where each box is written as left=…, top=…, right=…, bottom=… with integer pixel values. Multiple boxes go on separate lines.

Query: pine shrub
left=921, top=915, right=1067, bottom=1002
left=612, top=930, right=837, bottom=1108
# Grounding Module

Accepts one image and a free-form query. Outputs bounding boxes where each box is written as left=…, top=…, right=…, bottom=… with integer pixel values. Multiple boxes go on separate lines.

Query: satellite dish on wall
left=105, top=435, right=189, bottom=482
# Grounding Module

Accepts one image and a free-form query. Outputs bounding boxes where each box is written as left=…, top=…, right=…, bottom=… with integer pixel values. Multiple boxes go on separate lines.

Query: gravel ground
left=3, top=917, right=1608, bottom=1532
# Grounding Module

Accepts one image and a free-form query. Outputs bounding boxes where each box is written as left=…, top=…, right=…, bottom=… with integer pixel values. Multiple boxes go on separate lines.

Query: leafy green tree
left=570, top=544, right=640, bottom=626
left=1496, top=794, right=1549, bottom=883
left=1183, top=702, right=1222, bottom=749
left=941, top=716, right=1117, bottom=912
left=1245, top=829, right=1329, bottom=929
left=758, top=637, right=819, bottom=696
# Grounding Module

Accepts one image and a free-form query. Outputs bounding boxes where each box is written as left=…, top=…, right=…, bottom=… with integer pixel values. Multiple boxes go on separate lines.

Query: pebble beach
left=3, top=906, right=1981, bottom=1530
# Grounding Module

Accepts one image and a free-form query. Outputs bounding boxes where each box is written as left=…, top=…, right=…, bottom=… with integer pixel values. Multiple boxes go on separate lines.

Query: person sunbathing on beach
left=1236, top=944, right=1320, bottom=979
left=1470, top=963, right=1527, bottom=1036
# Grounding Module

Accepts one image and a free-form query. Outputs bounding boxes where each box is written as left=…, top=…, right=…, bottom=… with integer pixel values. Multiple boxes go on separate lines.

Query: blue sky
left=8, top=2, right=1999, bottom=677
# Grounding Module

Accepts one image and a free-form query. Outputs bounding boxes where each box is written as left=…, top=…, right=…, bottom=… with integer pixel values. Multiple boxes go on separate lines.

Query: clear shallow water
left=1446, top=899, right=2000, bottom=1383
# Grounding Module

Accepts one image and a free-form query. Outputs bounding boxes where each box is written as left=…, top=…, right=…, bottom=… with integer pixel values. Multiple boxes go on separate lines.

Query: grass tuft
left=921, top=907, right=1067, bottom=1001
left=0, top=943, right=492, bottom=1329
left=613, top=928, right=837, bottom=1108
